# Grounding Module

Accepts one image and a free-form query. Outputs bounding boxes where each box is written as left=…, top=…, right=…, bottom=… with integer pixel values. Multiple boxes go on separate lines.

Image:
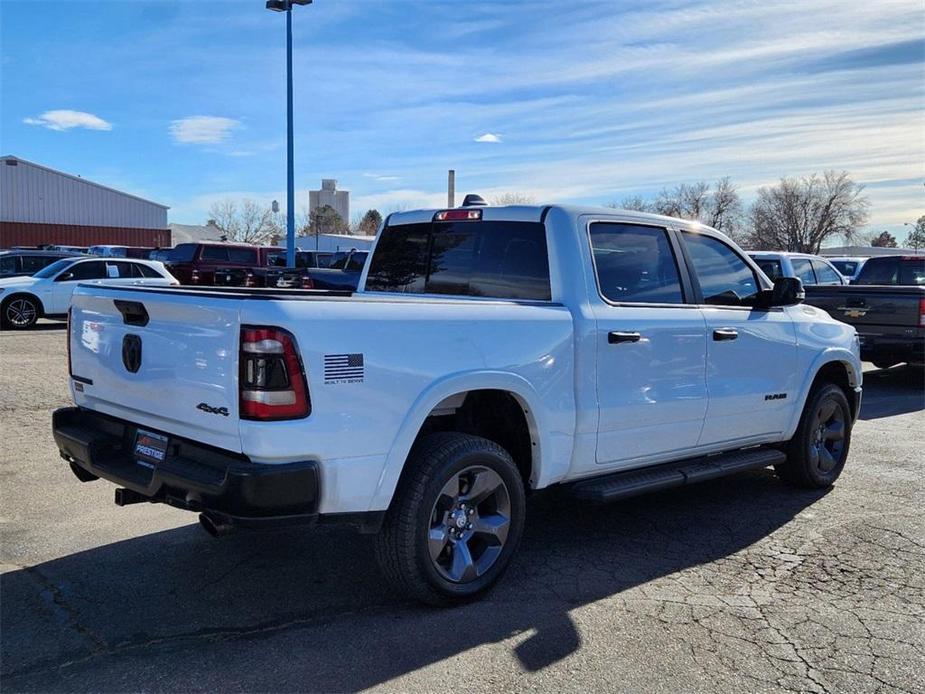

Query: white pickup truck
left=54, top=202, right=862, bottom=605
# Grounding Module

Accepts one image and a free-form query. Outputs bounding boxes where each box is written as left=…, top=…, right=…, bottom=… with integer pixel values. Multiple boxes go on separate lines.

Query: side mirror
left=758, top=277, right=804, bottom=308
left=56, top=271, right=75, bottom=282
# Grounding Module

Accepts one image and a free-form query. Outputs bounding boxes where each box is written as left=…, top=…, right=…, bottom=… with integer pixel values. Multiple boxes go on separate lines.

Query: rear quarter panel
left=237, top=296, right=576, bottom=513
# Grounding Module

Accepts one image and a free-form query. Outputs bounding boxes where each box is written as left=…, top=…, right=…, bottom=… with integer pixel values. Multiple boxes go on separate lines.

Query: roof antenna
left=461, top=194, right=487, bottom=207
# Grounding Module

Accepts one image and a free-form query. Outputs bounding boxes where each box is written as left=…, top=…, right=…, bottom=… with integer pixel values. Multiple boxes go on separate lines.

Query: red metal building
left=0, top=156, right=170, bottom=248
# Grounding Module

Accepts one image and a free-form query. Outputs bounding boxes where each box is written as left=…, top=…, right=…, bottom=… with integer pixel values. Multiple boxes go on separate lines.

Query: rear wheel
left=1, top=295, right=40, bottom=330
left=375, top=432, right=526, bottom=606
left=776, top=383, right=851, bottom=489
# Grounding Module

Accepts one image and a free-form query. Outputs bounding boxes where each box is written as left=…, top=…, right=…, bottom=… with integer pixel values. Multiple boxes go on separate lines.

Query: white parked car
left=748, top=251, right=847, bottom=286
left=0, top=257, right=177, bottom=329
left=826, top=256, right=869, bottom=283
left=55, top=203, right=862, bottom=605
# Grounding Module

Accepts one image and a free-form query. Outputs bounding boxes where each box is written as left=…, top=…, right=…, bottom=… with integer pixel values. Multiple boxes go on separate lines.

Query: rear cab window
left=365, top=219, right=551, bottom=301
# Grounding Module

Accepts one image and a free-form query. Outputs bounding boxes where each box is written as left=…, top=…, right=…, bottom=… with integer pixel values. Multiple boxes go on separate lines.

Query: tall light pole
left=266, top=0, right=311, bottom=267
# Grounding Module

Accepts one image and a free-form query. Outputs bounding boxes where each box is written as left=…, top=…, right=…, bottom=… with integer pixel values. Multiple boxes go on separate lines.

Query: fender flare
left=784, top=348, right=862, bottom=438
left=367, top=370, right=548, bottom=511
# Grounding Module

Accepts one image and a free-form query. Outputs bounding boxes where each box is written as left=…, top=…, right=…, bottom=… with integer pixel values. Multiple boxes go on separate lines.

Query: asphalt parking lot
left=1, top=322, right=923, bottom=693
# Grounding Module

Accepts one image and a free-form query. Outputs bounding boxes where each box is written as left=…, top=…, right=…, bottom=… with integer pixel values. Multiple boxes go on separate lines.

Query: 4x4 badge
left=197, top=402, right=230, bottom=417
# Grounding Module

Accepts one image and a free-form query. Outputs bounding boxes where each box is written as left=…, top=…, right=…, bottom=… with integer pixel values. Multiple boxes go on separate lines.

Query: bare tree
left=207, top=199, right=279, bottom=244
left=490, top=192, right=536, bottom=205
left=608, top=178, right=745, bottom=240
left=608, top=195, right=652, bottom=212
left=747, top=171, right=869, bottom=253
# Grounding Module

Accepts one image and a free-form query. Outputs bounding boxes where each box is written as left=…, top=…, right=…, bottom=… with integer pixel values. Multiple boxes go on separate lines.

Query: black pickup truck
left=806, top=255, right=925, bottom=368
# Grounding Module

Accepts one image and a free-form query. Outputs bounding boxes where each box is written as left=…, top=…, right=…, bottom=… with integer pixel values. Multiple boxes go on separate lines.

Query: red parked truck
left=157, top=243, right=282, bottom=286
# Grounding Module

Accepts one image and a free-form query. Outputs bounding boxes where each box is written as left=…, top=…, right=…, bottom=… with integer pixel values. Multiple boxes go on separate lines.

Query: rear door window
left=68, top=261, right=107, bottom=280
left=790, top=258, right=817, bottom=285
left=589, top=223, right=684, bottom=304
left=682, top=232, right=760, bottom=306
left=811, top=259, right=843, bottom=285
left=227, top=248, right=258, bottom=264
left=365, top=220, right=551, bottom=300
left=132, top=263, right=164, bottom=278
left=201, top=246, right=230, bottom=262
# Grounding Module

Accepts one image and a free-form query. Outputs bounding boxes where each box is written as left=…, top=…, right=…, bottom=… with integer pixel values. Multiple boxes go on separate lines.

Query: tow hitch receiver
left=114, top=488, right=153, bottom=506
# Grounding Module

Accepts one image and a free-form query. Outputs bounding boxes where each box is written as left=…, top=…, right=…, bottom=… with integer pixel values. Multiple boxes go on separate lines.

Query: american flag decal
left=324, top=353, right=365, bottom=383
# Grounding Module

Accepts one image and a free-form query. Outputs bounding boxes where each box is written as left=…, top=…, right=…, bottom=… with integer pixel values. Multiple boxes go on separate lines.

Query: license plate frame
left=134, top=429, right=169, bottom=466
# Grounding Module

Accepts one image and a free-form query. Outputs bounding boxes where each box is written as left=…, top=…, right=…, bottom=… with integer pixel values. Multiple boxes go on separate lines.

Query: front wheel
left=775, top=383, right=852, bottom=489
left=1, top=295, right=40, bottom=330
left=375, top=432, right=526, bottom=606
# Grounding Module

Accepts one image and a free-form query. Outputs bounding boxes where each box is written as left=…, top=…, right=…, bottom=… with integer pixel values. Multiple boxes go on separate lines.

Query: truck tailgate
left=69, top=286, right=243, bottom=452
left=806, top=285, right=923, bottom=329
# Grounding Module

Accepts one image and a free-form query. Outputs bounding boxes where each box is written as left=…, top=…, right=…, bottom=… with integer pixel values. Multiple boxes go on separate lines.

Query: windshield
left=33, top=258, right=78, bottom=279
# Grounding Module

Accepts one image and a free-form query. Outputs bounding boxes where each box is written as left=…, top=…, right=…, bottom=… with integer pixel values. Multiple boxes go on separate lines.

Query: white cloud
left=362, top=172, right=401, bottom=182
left=23, top=110, right=112, bottom=131
left=475, top=133, right=502, bottom=143
left=169, top=116, right=240, bottom=144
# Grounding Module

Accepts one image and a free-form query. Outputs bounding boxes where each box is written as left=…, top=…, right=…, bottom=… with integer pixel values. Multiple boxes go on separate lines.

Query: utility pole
left=266, top=0, right=312, bottom=266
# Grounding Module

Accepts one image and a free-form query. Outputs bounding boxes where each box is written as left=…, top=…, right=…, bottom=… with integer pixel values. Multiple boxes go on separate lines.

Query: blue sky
left=1, top=0, right=923, bottom=237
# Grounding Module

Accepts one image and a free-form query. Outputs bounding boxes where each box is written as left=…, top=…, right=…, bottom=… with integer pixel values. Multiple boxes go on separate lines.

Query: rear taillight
left=66, top=307, right=73, bottom=377
left=239, top=326, right=310, bottom=420
left=919, top=297, right=925, bottom=328
left=301, top=275, right=314, bottom=289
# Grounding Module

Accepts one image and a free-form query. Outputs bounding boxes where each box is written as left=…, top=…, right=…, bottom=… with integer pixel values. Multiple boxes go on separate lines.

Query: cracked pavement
left=1, top=323, right=923, bottom=692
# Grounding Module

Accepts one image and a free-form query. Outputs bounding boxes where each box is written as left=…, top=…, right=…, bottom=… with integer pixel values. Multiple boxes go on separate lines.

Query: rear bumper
left=858, top=330, right=925, bottom=364
left=52, top=407, right=319, bottom=526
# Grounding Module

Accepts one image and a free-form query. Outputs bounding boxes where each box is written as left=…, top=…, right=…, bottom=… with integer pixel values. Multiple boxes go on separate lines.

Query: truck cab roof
left=387, top=203, right=727, bottom=238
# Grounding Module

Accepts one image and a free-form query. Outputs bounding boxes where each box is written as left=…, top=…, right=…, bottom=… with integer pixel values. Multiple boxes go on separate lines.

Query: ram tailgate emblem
left=764, top=393, right=788, bottom=401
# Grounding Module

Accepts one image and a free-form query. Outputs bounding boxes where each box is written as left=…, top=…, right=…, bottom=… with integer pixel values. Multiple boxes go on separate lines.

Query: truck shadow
left=858, top=364, right=924, bottom=420
left=2, top=471, right=827, bottom=691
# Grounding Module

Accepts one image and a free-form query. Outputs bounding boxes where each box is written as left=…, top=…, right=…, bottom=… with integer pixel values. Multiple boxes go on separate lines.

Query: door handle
left=713, top=328, right=738, bottom=341
left=608, top=331, right=641, bottom=344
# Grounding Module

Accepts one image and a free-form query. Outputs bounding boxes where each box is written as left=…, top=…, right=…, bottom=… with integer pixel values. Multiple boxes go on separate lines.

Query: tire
left=775, top=383, right=852, bottom=489
left=375, top=432, right=526, bottom=606
left=1, top=294, right=40, bottom=330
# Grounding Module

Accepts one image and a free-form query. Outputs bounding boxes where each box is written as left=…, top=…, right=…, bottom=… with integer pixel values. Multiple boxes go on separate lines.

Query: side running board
left=568, top=448, right=785, bottom=503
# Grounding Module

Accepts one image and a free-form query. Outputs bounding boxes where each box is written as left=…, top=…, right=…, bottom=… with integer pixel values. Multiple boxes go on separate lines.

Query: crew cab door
left=589, top=221, right=708, bottom=468
left=678, top=231, right=798, bottom=445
